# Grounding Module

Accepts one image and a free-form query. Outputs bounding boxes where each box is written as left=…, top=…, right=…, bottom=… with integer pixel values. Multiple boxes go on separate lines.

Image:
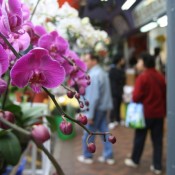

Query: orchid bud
left=108, top=135, right=116, bottom=144
left=75, top=93, right=80, bottom=99
left=79, top=101, right=84, bottom=108
left=67, top=91, right=74, bottom=98
left=79, top=87, right=85, bottom=95
left=0, top=111, right=15, bottom=129
left=59, top=121, right=73, bottom=135
left=32, top=125, right=50, bottom=144
left=86, top=75, right=90, bottom=80
left=87, top=80, right=91, bottom=85
left=87, top=143, right=96, bottom=153
left=0, top=79, right=7, bottom=95
left=85, top=100, right=89, bottom=106
left=73, top=65, right=78, bottom=72
left=52, top=172, right=58, bottom=175
left=77, top=114, right=87, bottom=125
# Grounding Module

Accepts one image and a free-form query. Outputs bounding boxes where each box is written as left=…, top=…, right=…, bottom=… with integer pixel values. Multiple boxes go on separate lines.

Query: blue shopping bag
left=125, top=102, right=146, bottom=129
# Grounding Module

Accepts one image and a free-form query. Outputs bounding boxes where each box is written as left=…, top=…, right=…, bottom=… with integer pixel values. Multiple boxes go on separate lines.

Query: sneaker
left=98, top=156, right=115, bottom=165
left=108, top=122, right=116, bottom=130
left=150, top=165, right=162, bottom=174
left=120, top=120, right=125, bottom=126
left=124, top=158, right=138, bottom=168
left=114, top=121, right=119, bottom=126
left=77, top=155, right=93, bottom=164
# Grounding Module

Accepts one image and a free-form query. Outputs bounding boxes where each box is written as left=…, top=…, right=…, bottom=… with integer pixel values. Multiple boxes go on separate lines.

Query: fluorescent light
left=157, top=15, right=168, bottom=27
left=121, top=0, right=136, bottom=10
left=140, top=22, right=158, bottom=32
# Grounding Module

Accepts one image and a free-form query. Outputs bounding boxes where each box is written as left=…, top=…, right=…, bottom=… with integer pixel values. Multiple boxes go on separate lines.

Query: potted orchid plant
left=0, top=0, right=116, bottom=175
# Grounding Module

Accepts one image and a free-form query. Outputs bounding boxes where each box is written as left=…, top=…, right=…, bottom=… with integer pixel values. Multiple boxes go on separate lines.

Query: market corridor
left=52, top=124, right=167, bottom=175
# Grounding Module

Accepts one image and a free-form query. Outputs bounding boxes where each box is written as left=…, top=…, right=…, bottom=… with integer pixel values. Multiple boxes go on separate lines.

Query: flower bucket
left=55, top=105, right=76, bottom=140
left=55, top=116, right=76, bottom=140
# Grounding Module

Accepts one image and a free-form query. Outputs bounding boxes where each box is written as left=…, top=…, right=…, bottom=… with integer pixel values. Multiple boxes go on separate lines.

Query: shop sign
left=132, top=0, right=166, bottom=27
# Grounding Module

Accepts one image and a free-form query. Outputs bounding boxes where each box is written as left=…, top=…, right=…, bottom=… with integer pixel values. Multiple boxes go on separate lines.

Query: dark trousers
left=110, top=96, right=122, bottom=122
left=131, top=118, right=164, bottom=170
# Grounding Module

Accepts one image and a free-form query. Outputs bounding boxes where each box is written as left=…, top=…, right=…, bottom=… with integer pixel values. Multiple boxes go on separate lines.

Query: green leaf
left=46, top=116, right=57, bottom=132
left=0, top=129, right=10, bottom=137
left=16, top=103, right=48, bottom=127
left=22, top=118, right=42, bottom=127
left=0, top=132, right=22, bottom=165
left=4, top=104, right=22, bottom=117
left=20, top=104, right=47, bottom=119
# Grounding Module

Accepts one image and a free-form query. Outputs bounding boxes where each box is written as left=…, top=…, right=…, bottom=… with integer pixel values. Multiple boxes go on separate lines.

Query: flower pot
left=15, top=90, right=48, bottom=103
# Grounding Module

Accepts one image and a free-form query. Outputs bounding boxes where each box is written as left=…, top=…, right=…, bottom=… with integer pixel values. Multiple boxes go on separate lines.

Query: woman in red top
left=124, top=53, right=166, bottom=174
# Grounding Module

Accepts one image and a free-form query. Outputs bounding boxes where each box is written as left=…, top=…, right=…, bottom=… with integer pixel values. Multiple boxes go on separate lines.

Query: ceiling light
left=140, top=22, right=158, bottom=32
left=121, top=0, right=136, bottom=10
left=157, top=15, right=168, bottom=27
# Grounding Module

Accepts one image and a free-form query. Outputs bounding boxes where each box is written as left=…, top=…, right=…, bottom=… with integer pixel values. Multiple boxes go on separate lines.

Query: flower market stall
left=0, top=0, right=116, bottom=175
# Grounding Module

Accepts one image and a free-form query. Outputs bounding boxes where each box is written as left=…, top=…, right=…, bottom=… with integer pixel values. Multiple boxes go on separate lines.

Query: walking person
left=77, top=53, right=115, bottom=165
left=154, top=47, right=165, bottom=75
left=124, top=53, right=166, bottom=175
left=108, top=53, right=125, bottom=129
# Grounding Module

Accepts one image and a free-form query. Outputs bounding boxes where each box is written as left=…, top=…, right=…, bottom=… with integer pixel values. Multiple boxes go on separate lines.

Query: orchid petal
left=0, top=45, right=9, bottom=75
left=8, top=0, right=22, bottom=18
left=21, top=3, right=30, bottom=21
left=39, top=55, right=65, bottom=88
left=16, top=32, right=30, bottom=51
left=34, top=25, right=47, bottom=36
left=10, top=53, right=33, bottom=87
left=0, top=78, right=7, bottom=95
left=38, top=34, right=53, bottom=50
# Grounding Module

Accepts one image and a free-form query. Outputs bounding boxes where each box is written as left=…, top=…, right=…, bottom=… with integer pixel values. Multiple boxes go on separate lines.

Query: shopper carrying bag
left=124, top=53, right=166, bottom=175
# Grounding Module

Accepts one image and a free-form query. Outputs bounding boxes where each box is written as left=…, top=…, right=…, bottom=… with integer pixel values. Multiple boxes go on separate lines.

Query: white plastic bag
left=125, top=102, right=146, bottom=129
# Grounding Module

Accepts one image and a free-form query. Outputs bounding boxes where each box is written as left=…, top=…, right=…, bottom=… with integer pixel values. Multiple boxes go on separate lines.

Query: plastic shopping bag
left=125, top=102, right=146, bottom=129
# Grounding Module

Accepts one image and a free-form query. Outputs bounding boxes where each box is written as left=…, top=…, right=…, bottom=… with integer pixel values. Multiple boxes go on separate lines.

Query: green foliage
left=0, top=132, right=21, bottom=165
left=4, top=104, right=22, bottom=117
left=46, top=116, right=57, bottom=132
left=14, top=103, right=48, bottom=128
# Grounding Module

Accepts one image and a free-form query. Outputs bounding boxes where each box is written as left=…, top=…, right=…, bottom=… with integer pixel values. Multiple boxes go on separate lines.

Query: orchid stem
left=43, top=87, right=110, bottom=137
left=2, top=73, right=11, bottom=110
left=0, top=114, right=30, bottom=136
left=0, top=32, right=20, bottom=59
left=30, top=0, right=41, bottom=21
left=33, top=139, right=65, bottom=175
left=61, top=84, right=75, bottom=93
left=61, top=55, right=87, bottom=73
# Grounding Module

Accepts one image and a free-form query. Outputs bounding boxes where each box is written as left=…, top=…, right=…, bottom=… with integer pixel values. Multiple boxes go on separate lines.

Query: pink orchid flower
left=63, top=50, right=87, bottom=77
left=63, top=50, right=88, bottom=95
left=38, top=31, right=69, bottom=62
left=10, top=32, right=30, bottom=51
left=24, top=23, right=47, bottom=46
left=10, top=47, right=65, bottom=93
left=0, top=0, right=23, bottom=36
left=5, top=32, right=30, bottom=62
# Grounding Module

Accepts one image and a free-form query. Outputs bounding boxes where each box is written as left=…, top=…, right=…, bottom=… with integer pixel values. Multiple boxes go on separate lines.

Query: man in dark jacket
left=108, top=53, right=125, bottom=129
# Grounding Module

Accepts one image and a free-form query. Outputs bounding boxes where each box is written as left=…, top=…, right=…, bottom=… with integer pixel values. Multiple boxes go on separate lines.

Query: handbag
left=125, top=102, right=146, bottom=129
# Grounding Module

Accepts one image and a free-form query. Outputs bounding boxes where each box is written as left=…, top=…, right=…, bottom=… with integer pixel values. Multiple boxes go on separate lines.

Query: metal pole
left=166, top=0, right=175, bottom=175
